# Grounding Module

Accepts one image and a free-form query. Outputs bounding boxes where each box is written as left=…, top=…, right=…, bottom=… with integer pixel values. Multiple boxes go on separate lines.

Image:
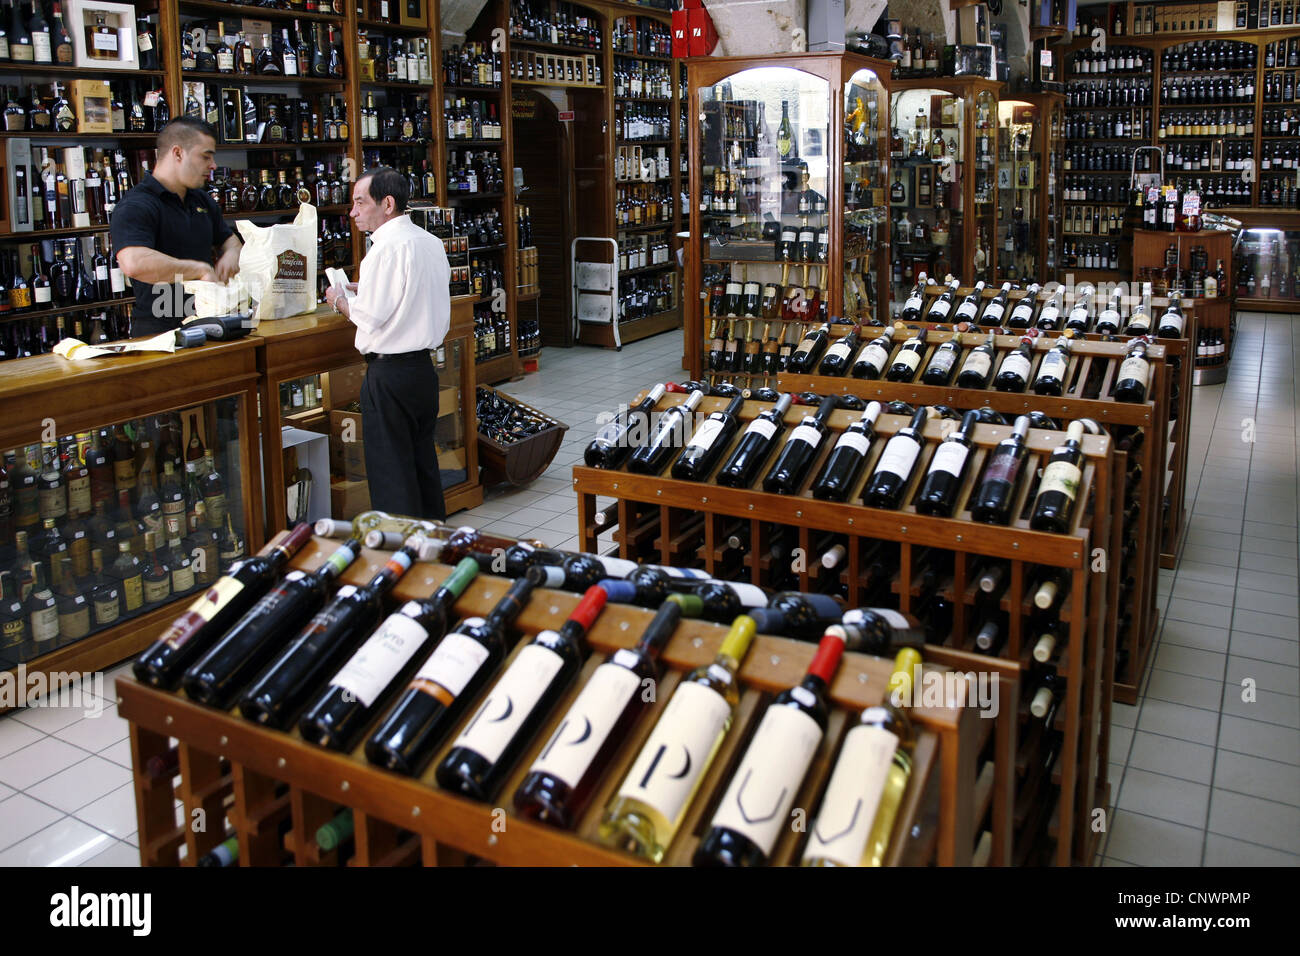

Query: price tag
left=144, top=90, right=161, bottom=107
left=1040, top=49, right=1053, bottom=68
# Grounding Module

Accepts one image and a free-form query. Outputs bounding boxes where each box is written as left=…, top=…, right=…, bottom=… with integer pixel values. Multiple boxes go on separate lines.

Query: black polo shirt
left=110, top=172, right=235, bottom=336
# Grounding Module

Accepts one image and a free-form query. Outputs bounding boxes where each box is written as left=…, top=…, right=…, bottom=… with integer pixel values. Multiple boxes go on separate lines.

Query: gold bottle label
left=121, top=574, right=144, bottom=611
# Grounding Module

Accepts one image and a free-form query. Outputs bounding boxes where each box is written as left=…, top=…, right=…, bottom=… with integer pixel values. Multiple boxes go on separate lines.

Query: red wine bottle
left=954, top=280, right=986, bottom=324
left=693, top=628, right=846, bottom=866
left=862, top=406, right=927, bottom=509
left=1065, top=288, right=1093, bottom=332
left=898, top=273, right=927, bottom=322
left=839, top=607, right=926, bottom=654
left=1113, top=340, right=1150, bottom=403
left=298, top=557, right=481, bottom=752
left=969, top=415, right=1031, bottom=524
left=606, top=565, right=709, bottom=607
left=182, top=537, right=362, bottom=708
left=817, top=324, right=860, bottom=377
left=1032, top=333, right=1074, bottom=396
left=584, top=383, right=666, bottom=468
left=810, top=401, right=881, bottom=501
left=745, top=590, right=844, bottom=641
left=669, top=579, right=768, bottom=624
left=850, top=325, right=894, bottom=379
left=915, top=409, right=979, bottom=517
left=1030, top=421, right=1085, bottom=532
left=787, top=321, right=831, bottom=373
left=1006, top=283, right=1041, bottom=328
left=365, top=567, right=545, bottom=777
left=238, top=539, right=420, bottom=728
left=1095, top=290, right=1123, bottom=335
left=628, top=390, right=703, bottom=475
left=436, top=585, right=609, bottom=801
left=955, top=331, right=996, bottom=389
left=133, top=522, right=315, bottom=689
left=921, top=337, right=961, bottom=385
left=1035, top=290, right=1063, bottom=330
left=514, top=598, right=683, bottom=829
left=885, top=326, right=927, bottom=382
left=761, top=393, right=839, bottom=494
left=925, top=277, right=960, bottom=321
left=993, top=336, right=1035, bottom=392
left=715, top=393, right=792, bottom=488
left=671, top=394, right=745, bottom=482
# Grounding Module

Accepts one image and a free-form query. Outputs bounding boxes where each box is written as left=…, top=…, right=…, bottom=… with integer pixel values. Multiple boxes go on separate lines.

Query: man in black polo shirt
left=111, top=117, right=242, bottom=337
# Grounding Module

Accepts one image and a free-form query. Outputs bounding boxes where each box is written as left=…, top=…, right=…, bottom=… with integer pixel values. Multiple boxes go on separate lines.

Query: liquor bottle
left=2, top=572, right=29, bottom=656
left=811, top=401, right=882, bottom=501
left=1035, top=290, right=1063, bottom=330
left=1032, top=333, right=1073, bottom=397
left=1007, top=284, right=1041, bottom=328
left=140, top=531, right=171, bottom=607
left=850, top=325, right=894, bottom=380
left=1114, top=340, right=1151, bottom=403
left=437, top=585, right=608, bottom=801
left=599, top=614, right=756, bottom=862
left=716, top=393, right=792, bottom=489
left=787, top=322, right=830, bottom=374
left=693, top=629, right=845, bottom=866
left=108, top=540, right=144, bottom=618
left=1096, top=290, right=1123, bottom=335
left=87, top=548, right=120, bottom=629
left=165, top=530, right=354, bottom=701
left=802, top=647, right=922, bottom=866
left=1030, top=421, right=1086, bottom=532
left=627, top=390, right=702, bottom=475
left=9, top=0, right=32, bottom=63
left=26, top=560, right=59, bottom=654
left=166, top=536, right=194, bottom=597
left=863, top=406, right=928, bottom=509
left=761, top=394, right=839, bottom=494
left=954, top=280, right=987, bottom=324
left=54, top=556, right=89, bottom=642
left=515, top=598, right=685, bottom=829
left=926, top=277, right=961, bottom=320
left=27, top=0, right=50, bottom=64
left=885, top=327, right=926, bottom=382
left=921, top=337, right=961, bottom=386
left=993, top=336, right=1035, bottom=392
left=1157, top=296, right=1185, bottom=338
left=49, top=1, right=71, bottom=64
left=898, top=273, right=928, bottom=322
left=136, top=16, right=158, bottom=71
left=915, top=410, right=979, bottom=517
left=672, top=394, right=744, bottom=482
left=818, top=325, right=860, bottom=377
left=365, top=568, right=544, bottom=776
left=777, top=100, right=793, bottom=158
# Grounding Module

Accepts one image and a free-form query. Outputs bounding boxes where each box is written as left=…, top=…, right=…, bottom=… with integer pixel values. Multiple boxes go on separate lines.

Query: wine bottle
left=838, top=606, right=926, bottom=655
left=1065, top=288, right=1092, bottom=332
left=915, top=410, right=979, bottom=517
left=978, top=281, right=1013, bottom=326
left=238, top=540, right=421, bottom=729
left=1113, top=339, right=1150, bottom=403
left=1028, top=665, right=1064, bottom=721
left=1123, top=304, right=1151, bottom=335
left=1157, top=296, right=1184, bottom=338
left=955, top=331, right=996, bottom=389
left=1030, top=421, right=1086, bottom=532
left=436, top=585, right=608, bottom=801
left=671, top=394, right=744, bottom=482
left=364, top=568, right=544, bottom=777
left=133, top=523, right=316, bottom=689
left=1032, top=333, right=1073, bottom=396
left=863, top=406, right=928, bottom=509
left=898, top=273, right=927, bottom=322
left=585, top=383, right=666, bottom=468
left=715, top=393, right=792, bottom=489
left=787, top=322, right=831, bottom=374
left=693, top=629, right=846, bottom=866
left=802, top=647, right=922, bottom=866
left=1033, top=569, right=1066, bottom=612
left=599, top=614, right=756, bottom=862
left=921, top=337, right=961, bottom=386
left=745, top=590, right=845, bottom=641
left=850, top=325, right=894, bottom=380
left=817, top=324, right=860, bottom=377
left=1096, top=290, right=1123, bottom=335
left=298, top=557, right=480, bottom=752
left=627, top=390, right=702, bottom=475
left=514, top=599, right=684, bottom=829
left=761, top=394, right=839, bottom=494
left=885, top=326, right=926, bottom=382
left=669, top=579, right=768, bottom=624
left=1006, top=283, right=1041, bottom=328
left=925, top=277, right=960, bottom=321
left=181, top=537, right=361, bottom=708
left=993, top=336, right=1035, bottom=392
left=1035, top=290, right=1063, bottom=330
left=970, top=415, right=1031, bottom=524
left=954, top=280, right=987, bottom=324
left=810, top=401, right=881, bottom=502
left=973, top=616, right=1006, bottom=653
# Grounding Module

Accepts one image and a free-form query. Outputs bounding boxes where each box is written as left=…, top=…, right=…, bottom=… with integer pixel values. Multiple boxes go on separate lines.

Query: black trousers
left=360, top=352, right=447, bottom=521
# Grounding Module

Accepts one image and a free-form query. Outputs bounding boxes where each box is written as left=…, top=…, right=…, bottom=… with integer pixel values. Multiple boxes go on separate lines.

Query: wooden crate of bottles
left=510, top=50, right=601, bottom=88
left=115, top=537, right=991, bottom=867
left=573, top=395, right=1121, bottom=865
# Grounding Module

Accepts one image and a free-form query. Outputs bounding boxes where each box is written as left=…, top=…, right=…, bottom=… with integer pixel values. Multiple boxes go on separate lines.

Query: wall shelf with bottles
left=0, top=65, right=165, bottom=78
left=179, top=0, right=345, bottom=25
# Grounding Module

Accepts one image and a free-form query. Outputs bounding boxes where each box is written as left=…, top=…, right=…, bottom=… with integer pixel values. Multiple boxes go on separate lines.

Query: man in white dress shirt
left=324, top=166, right=450, bottom=519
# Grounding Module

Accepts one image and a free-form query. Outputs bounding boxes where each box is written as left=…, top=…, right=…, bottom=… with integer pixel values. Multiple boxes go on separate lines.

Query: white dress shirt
left=349, top=213, right=450, bottom=355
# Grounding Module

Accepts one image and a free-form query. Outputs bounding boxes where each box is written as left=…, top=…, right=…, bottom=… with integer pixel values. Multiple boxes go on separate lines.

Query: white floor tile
left=52, top=705, right=130, bottom=753
left=0, top=718, right=43, bottom=760
left=72, top=782, right=140, bottom=842
left=0, top=793, right=64, bottom=851
left=0, top=737, right=92, bottom=791
left=0, top=817, right=115, bottom=867
left=25, top=756, right=133, bottom=814
left=79, top=838, right=142, bottom=867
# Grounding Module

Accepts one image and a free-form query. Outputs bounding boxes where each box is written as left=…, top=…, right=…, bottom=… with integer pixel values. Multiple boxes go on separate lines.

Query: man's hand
left=214, top=246, right=241, bottom=282
left=194, top=262, right=219, bottom=283
left=324, top=284, right=349, bottom=315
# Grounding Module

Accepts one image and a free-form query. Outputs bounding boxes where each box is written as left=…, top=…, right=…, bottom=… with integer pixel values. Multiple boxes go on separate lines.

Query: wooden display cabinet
left=996, top=92, right=1064, bottom=284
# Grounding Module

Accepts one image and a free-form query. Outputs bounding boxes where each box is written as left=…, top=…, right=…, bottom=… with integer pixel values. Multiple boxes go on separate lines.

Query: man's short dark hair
left=157, top=117, right=218, bottom=154
left=358, top=166, right=409, bottom=212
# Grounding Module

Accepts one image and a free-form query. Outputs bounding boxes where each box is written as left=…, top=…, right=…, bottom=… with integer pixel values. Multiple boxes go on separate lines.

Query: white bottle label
left=529, top=660, right=642, bottom=786
left=616, top=681, right=732, bottom=826
left=708, top=705, right=822, bottom=855
left=688, top=418, right=726, bottom=452
left=1118, top=356, right=1149, bottom=389
left=956, top=300, right=980, bottom=320
left=874, top=435, right=920, bottom=481
left=801, top=722, right=899, bottom=866
left=744, top=418, right=777, bottom=442
left=894, top=349, right=921, bottom=373
left=110, top=266, right=126, bottom=293
left=454, top=643, right=565, bottom=763
left=1039, top=460, right=1082, bottom=502
left=35, top=285, right=52, bottom=304
left=959, top=351, right=991, bottom=379
left=413, top=623, right=489, bottom=697
left=834, top=430, right=872, bottom=457
left=789, top=424, right=823, bottom=448
left=1000, top=352, right=1032, bottom=380
left=1010, top=302, right=1034, bottom=323
left=927, top=347, right=957, bottom=375
left=825, top=342, right=853, bottom=362
left=902, top=293, right=923, bottom=314
left=33, top=33, right=52, bottom=62
left=1159, top=313, right=1184, bottom=335
left=928, top=440, right=970, bottom=479
left=856, top=342, right=890, bottom=372
left=1039, top=307, right=1059, bottom=326
left=597, top=555, right=639, bottom=578
left=331, top=605, right=428, bottom=708
left=1036, top=351, right=1068, bottom=382
left=982, top=302, right=1006, bottom=322
left=720, top=581, right=767, bottom=607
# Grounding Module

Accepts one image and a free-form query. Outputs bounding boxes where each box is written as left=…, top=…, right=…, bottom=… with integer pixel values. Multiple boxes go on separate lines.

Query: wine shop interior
left=0, top=0, right=1295, bottom=872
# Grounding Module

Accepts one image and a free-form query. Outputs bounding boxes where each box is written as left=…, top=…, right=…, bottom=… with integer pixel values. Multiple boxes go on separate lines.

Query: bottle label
left=744, top=418, right=777, bottom=442
left=39, top=485, right=67, bottom=518
left=34, top=285, right=52, bottom=304
left=1039, top=460, right=1081, bottom=503
left=616, top=680, right=731, bottom=826
left=11, top=41, right=33, bottom=62
left=331, top=606, right=428, bottom=708
left=1010, top=303, right=1034, bottom=323
left=902, top=293, right=923, bottom=314
left=32, top=607, right=60, bottom=644
left=1159, top=314, right=1184, bottom=335
left=982, top=448, right=1023, bottom=485
left=688, top=418, right=725, bottom=452
left=1118, top=356, right=1149, bottom=389
left=120, top=574, right=143, bottom=611
left=33, top=34, right=52, bottom=62
left=874, top=436, right=920, bottom=482
left=529, top=660, right=642, bottom=787
left=802, top=723, right=900, bottom=866
left=412, top=625, right=490, bottom=698
left=927, top=348, right=957, bottom=375
left=825, top=342, right=853, bottom=362
left=720, top=581, right=766, bottom=607
left=789, top=423, right=822, bottom=448
left=597, top=555, right=639, bottom=578
left=1000, top=352, right=1032, bottom=380
left=928, top=440, right=970, bottom=479
left=955, top=300, right=979, bottom=320
left=159, top=576, right=246, bottom=650
left=143, top=576, right=170, bottom=604
left=983, top=302, right=1006, bottom=322
left=454, top=642, right=565, bottom=763
left=93, top=590, right=120, bottom=626
left=171, top=564, right=195, bottom=593
left=894, top=349, right=921, bottom=373
left=708, top=704, right=822, bottom=856
left=834, top=430, right=872, bottom=457
left=1036, top=352, right=1068, bottom=382
left=856, top=342, right=890, bottom=373
left=203, top=491, right=226, bottom=527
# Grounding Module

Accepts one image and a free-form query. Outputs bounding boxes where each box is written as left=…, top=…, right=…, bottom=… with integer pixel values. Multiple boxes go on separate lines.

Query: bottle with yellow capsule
left=598, top=614, right=757, bottom=863
left=802, top=647, right=922, bottom=867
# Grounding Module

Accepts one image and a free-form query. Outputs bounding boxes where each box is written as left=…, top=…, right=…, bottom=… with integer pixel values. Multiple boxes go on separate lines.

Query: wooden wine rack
left=573, top=402, right=1120, bottom=865
left=117, top=536, right=992, bottom=868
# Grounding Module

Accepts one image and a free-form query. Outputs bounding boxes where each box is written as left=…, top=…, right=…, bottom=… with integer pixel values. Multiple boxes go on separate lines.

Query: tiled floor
left=1, top=318, right=1296, bottom=866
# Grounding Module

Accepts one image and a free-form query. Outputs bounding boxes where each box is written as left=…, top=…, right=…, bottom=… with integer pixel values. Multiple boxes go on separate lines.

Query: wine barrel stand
left=475, top=386, right=569, bottom=487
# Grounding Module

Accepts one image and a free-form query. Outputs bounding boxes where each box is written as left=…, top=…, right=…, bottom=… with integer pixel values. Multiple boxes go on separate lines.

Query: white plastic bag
left=183, top=274, right=256, bottom=319
left=234, top=202, right=318, bottom=320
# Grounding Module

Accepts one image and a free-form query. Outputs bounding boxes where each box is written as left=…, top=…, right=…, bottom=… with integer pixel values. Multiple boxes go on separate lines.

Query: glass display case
left=996, top=93, right=1064, bottom=283
left=843, top=64, right=891, bottom=322
left=1237, top=226, right=1300, bottom=304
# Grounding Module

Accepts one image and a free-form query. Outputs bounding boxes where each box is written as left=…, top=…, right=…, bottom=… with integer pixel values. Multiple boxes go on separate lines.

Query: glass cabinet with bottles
left=996, top=93, right=1064, bottom=284
left=685, top=53, right=894, bottom=382
left=886, top=77, right=1001, bottom=318
left=0, top=337, right=263, bottom=680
